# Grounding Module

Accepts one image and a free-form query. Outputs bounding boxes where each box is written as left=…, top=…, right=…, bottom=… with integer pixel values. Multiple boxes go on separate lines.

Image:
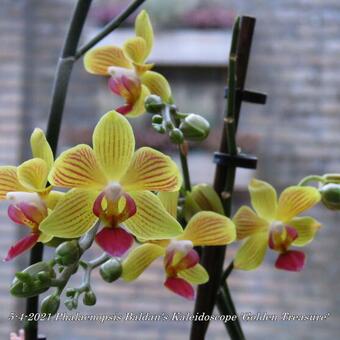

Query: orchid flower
left=40, top=110, right=182, bottom=257
left=121, top=191, right=236, bottom=299
left=0, top=129, right=65, bottom=261
left=84, top=10, right=172, bottom=117
left=233, top=179, right=321, bottom=271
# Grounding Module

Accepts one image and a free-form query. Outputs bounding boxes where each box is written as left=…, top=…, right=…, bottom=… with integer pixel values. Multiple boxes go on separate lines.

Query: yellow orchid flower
left=233, top=179, right=321, bottom=272
left=0, top=128, right=66, bottom=260
left=122, top=191, right=236, bottom=299
left=40, top=110, right=182, bottom=257
left=84, top=10, right=171, bottom=117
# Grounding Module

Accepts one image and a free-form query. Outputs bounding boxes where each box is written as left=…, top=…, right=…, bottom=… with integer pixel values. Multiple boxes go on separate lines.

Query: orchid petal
left=158, top=191, right=179, bottom=218
left=276, top=186, right=321, bottom=222
left=275, top=250, right=305, bottom=272
left=17, top=158, right=49, bottom=192
left=84, top=46, right=132, bottom=75
left=45, top=191, right=64, bottom=210
left=141, top=71, right=172, bottom=102
left=39, top=189, right=98, bottom=238
left=30, top=128, right=54, bottom=172
left=178, top=264, right=209, bottom=285
left=121, top=147, right=181, bottom=192
left=123, top=37, right=148, bottom=64
left=49, top=144, right=107, bottom=189
left=122, top=243, right=165, bottom=281
left=0, top=166, right=26, bottom=200
left=93, top=111, right=135, bottom=180
left=233, top=206, right=269, bottom=240
left=178, top=211, right=236, bottom=246
left=135, top=10, right=154, bottom=57
left=249, top=179, right=277, bottom=221
left=4, top=233, right=39, bottom=262
left=234, top=232, right=268, bottom=270
left=96, top=226, right=134, bottom=257
left=124, top=191, right=183, bottom=240
left=37, top=232, right=53, bottom=243
left=124, top=84, right=150, bottom=117
left=164, top=277, right=195, bottom=300
left=289, top=216, right=321, bottom=246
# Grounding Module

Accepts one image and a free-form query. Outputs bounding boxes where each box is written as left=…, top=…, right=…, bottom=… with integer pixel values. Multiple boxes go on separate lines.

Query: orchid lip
left=6, top=192, right=45, bottom=210
left=167, top=239, right=193, bottom=255
left=107, top=66, right=137, bottom=79
left=104, top=181, right=123, bottom=202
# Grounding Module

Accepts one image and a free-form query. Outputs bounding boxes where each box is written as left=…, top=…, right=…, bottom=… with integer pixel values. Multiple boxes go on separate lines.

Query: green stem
left=75, top=0, right=147, bottom=60
left=179, top=144, right=192, bottom=192
left=298, top=175, right=325, bottom=186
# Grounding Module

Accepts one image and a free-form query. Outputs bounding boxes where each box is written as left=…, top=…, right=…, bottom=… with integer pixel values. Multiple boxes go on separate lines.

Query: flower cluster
left=1, top=10, right=337, bottom=317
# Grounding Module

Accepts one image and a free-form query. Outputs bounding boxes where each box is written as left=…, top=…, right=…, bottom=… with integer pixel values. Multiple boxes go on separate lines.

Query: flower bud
left=10, top=261, right=55, bottom=298
left=152, top=123, right=165, bottom=134
left=55, top=240, right=80, bottom=266
left=41, top=294, right=60, bottom=315
left=145, top=95, right=165, bottom=114
left=191, top=184, right=224, bottom=214
left=179, top=114, right=210, bottom=141
left=151, top=114, right=163, bottom=124
left=83, top=291, right=97, bottom=306
left=169, top=128, right=184, bottom=144
left=100, top=258, right=122, bottom=283
left=320, top=183, right=340, bottom=210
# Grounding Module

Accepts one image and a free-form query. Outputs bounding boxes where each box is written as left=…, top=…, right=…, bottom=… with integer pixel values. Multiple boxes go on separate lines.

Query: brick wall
left=0, top=0, right=339, bottom=339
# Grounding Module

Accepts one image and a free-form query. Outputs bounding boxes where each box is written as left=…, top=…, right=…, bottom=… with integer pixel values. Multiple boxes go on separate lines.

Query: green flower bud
left=152, top=123, right=165, bottom=134
left=41, top=294, right=60, bottom=316
left=100, top=258, right=122, bottom=283
left=83, top=291, right=97, bottom=306
left=10, top=262, right=55, bottom=298
left=179, top=113, right=210, bottom=141
left=191, top=184, right=224, bottom=214
left=144, top=95, right=165, bottom=114
left=151, top=114, right=163, bottom=124
left=320, top=183, right=340, bottom=210
left=55, top=240, right=80, bottom=266
left=64, top=299, right=75, bottom=311
left=169, top=128, right=184, bottom=144
left=66, top=288, right=76, bottom=298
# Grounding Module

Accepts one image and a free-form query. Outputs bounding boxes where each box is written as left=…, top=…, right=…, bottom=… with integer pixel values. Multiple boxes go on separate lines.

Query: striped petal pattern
left=141, top=71, right=172, bottom=102
left=234, top=232, right=268, bottom=270
left=123, top=37, right=148, bottom=64
left=233, top=206, right=269, bottom=240
left=120, top=147, right=181, bottom=192
left=30, top=128, right=54, bottom=172
left=276, top=186, right=321, bottom=223
left=179, top=211, right=236, bottom=246
left=124, top=191, right=183, bottom=240
left=84, top=46, right=132, bottom=75
left=135, top=10, right=154, bottom=57
left=178, top=264, right=209, bottom=285
left=0, top=166, right=26, bottom=199
left=93, top=111, right=135, bottom=180
left=49, top=144, right=107, bottom=189
left=39, top=189, right=98, bottom=238
left=17, top=158, right=49, bottom=192
left=122, top=243, right=165, bottom=281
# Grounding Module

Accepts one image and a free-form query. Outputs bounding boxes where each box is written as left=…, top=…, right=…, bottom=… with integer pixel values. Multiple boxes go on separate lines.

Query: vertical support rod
left=190, top=17, right=256, bottom=340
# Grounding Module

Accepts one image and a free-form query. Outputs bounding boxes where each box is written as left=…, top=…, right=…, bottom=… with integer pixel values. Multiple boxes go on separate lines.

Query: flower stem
left=179, top=143, right=192, bottom=192
left=75, top=0, right=147, bottom=60
left=221, top=261, right=234, bottom=282
left=298, top=175, right=325, bottom=186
